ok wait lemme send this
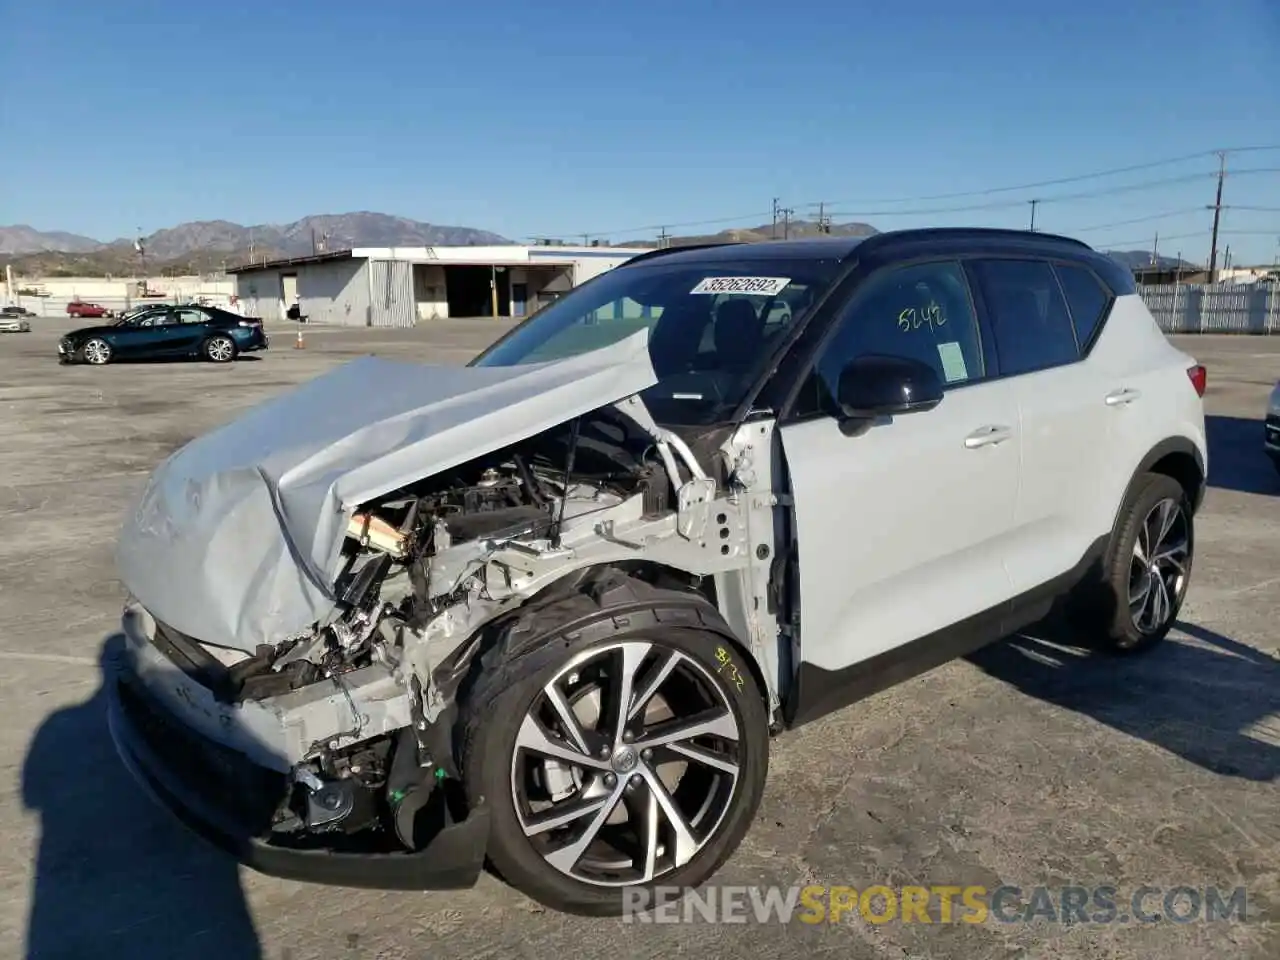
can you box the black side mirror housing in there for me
[835,354,944,423]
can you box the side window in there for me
[970,259,1078,376]
[1053,263,1111,349]
[175,308,209,325]
[794,261,984,419]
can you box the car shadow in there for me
[22,635,262,959]
[111,355,263,364]
[1205,414,1278,496]
[966,618,1279,782]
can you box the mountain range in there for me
[0,212,510,275]
[2,212,1198,276]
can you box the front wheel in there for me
[83,338,112,365]
[459,592,769,915]
[203,335,237,363]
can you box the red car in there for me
[67,300,111,319]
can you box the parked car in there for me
[0,305,35,332]
[1266,380,1280,476]
[108,228,1207,916]
[66,300,112,319]
[58,304,268,364]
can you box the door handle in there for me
[1105,388,1142,406]
[964,425,1013,449]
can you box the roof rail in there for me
[617,241,740,266]
[873,227,1091,250]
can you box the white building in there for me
[227,244,650,326]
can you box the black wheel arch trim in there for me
[472,570,773,718]
[1122,436,1207,520]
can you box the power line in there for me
[561,152,1280,241]
[1071,209,1207,233]
[800,145,1280,207]
[823,172,1215,219]
[1088,228,1267,248]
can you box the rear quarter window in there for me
[1053,263,1112,350]
[970,258,1079,377]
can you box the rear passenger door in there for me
[967,258,1112,595]
[170,307,214,353]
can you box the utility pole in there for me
[1208,150,1226,283]
[656,226,670,249]
[1172,249,1183,324]
[311,228,317,256]
[771,197,781,239]
[1028,200,1039,232]
[781,207,795,240]
[812,202,832,234]
[1151,231,1159,265]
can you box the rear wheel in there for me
[1070,473,1193,652]
[83,338,112,365]
[459,580,769,915]
[204,335,237,362]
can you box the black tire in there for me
[457,573,769,916]
[203,334,238,363]
[1069,473,1193,653]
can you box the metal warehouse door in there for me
[368,260,415,327]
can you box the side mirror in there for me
[835,354,944,423]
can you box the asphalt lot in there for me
[0,319,1276,960]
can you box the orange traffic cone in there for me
[294,325,305,349]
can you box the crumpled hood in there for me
[116,329,658,652]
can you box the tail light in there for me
[1187,364,1207,397]
[238,320,262,328]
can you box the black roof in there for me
[621,228,1093,268]
[618,227,1137,296]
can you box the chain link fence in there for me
[1140,283,1280,334]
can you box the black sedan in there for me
[58,305,269,365]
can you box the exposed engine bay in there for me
[131,403,762,853]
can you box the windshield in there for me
[472,257,842,424]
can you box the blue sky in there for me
[3,0,1279,263]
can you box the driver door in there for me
[111,312,165,358]
[777,259,1022,697]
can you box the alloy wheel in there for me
[509,640,742,887]
[1128,497,1190,633]
[83,339,111,364]
[207,337,234,362]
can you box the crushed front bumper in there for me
[107,632,491,891]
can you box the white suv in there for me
[109,228,1207,916]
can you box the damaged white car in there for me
[109,229,1207,915]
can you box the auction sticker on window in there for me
[690,276,791,296]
